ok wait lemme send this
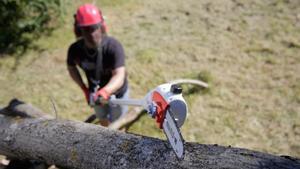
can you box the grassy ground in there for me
[0,0,299,159]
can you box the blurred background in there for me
[0,0,299,158]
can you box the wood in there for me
[0,99,300,169]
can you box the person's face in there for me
[81,24,102,48]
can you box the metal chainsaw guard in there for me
[169,100,187,128]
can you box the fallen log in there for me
[0,99,299,169]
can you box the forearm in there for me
[103,67,125,95]
[67,66,86,89]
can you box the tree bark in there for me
[0,99,299,169]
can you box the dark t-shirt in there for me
[67,36,128,97]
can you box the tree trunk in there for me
[0,99,299,169]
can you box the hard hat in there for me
[76,4,104,27]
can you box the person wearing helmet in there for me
[67,4,129,127]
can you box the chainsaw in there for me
[105,83,188,159]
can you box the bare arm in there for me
[67,65,87,89]
[102,66,126,95]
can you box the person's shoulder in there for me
[103,36,122,46]
[104,35,118,42]
[69,38,84,50]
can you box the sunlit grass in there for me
[0,0,299,159]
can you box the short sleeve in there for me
[109,38,125,69]
[67,43,77,66]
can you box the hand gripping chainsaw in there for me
[108,83,188,159]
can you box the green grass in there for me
[0,0,300,159]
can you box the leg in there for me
[94,88,130,126]
[99,118,110,127]
[108,88,130,122]
[94,104,110,126]
[84,114,97,123]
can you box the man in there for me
[67,4,129,126]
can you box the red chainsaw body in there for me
[152,91,169,129]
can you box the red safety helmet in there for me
[74,4,107,37]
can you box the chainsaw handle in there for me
[89,93,108,106]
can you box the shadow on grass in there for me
[0,40,48,71]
